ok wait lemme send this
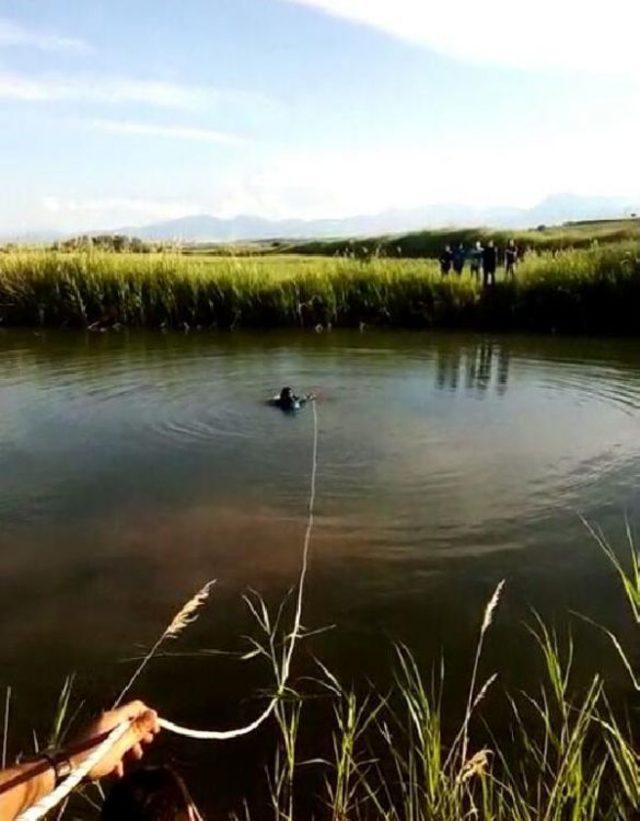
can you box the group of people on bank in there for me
[439,239,521,285]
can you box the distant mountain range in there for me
[113,195,639,242]
[3,194,638,244]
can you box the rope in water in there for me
[18,400,319,820]
[158,398,318,740]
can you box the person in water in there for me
[272,386,312,411]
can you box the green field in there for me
[277,217,640,258]
[0,241,638,333]
[52,216,639,260]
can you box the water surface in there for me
[1,329,639,814]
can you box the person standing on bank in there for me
[452,243,466,276]
[482,240,498,287]
[469,241,483,281]
[439,245,453,276]
[505,239,518,278]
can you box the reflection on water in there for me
[1,329,640,814]
[436,341,511,395]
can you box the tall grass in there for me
[206,526,640,819]
[251,566,638,820]
[0,243,638,333]
[4,536,640,819]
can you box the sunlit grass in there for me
[0,242,638,333]
[284,218,640,258]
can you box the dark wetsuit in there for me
[272,388,308,411]
[277,395,301,411]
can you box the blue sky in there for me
[0,0,638,232]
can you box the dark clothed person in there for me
[470,242,483,280]
[482,242,498,287]
[505,241,518,278]
[275,386,302,411]
[452,244,466,275]
[270,386,314,412]
[439,247,453,276]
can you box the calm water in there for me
[1,328,640,815]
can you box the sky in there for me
[0,0,639,233]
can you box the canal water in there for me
[1,329,639,815]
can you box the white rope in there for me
[18,401,319,818]
[17,722,130,821]
[161,398,318,740]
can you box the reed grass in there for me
[4,530,640,818]
[230,526,640,820]
[229,559,639,820]
[114,579,216,708]
[0,242,638,333]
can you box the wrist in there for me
[41,749,74,787]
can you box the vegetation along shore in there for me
[280,216,640,258]
[0,240,638,335]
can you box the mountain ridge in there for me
[113,194,640,242]
[2,194,638,244]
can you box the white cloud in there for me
[214,127,640,220]
[41,196,204,228]
[0,17,91,53]
[285,0,640,76]
[0,71,216,109]
[90,118,247,146]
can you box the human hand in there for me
[68,700,160,780]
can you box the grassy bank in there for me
[282,218,640,258]
[0,243,638,334]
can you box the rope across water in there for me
[18,400,319,820]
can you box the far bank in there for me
[0,243,638,335]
